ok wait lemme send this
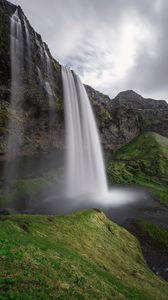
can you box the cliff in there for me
[0,0,168,161]
[87,87,168,152]
[0,0,64,158]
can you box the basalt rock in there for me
[86,87,168,152]
[0,0,64,159]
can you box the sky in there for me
[12,0,168,100]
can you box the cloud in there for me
[11,0,168,100]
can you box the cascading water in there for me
[1,8,141,211]
[61,66,108,199]
[36,40,55,107]
[61,67,143,207]
[44,45,55,106]
[37,66,43,85]
[3,9,24,184]
[23,17,32,75]
[43,45,56,143]
[34,39,56,144]
[7,9,24,158]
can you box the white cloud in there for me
[11,0,168,100]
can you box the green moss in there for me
[107,161,134,184]
[0,174,56,207]
[136,221,168,250]
[92,100,112,123]
[55,97,64,112]
[100,107,112,122]
[14,177,49,196]
[107,132,168,206]
[0,209,168,299]
[0,127,8,136]
[0,169,62,207]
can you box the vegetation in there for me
[107,132,168,206]
[0,127,8,136]
[136,220,168,250]
[100,106,112,122]
[0,209,168,299]
[55,97,64,112]
[0,171,60,208]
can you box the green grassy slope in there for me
[107,132,168,206]
[0,209,168,300]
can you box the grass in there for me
[0,177,49,207]
[136,221,168,250]
[0,170,60,208]
[0,209,168,299]
[107,132,168,206]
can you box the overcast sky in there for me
[12,0,168,100]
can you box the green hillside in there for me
[0,209,168,299]
[107,132,168,206]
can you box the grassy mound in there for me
[107,132,168,206]
[0,209,168,299]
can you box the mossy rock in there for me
[136,220,168,250]
[0,127,8,136]
[100,106,112,122]
[55,96,64,112]
[107,132,168,206]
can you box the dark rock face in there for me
[113,90,167,109]
[0,0,168,161]
[0,0,64,157]
[86,87,168,152]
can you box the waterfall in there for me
[3,9,24,184]
[37,66,43,85]
[7,9,24,158]
[35,40,55,107]
[35,40,56,142]
[23,17,32,75]
[43,45,56,144]
[62,66,108,199]
[44,45,55,107]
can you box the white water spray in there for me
[3,9,24,185]
[37,66,43,85]
[44,45,55,107]
[62,66,108,199]
[7,9,24,157]
[23,17,32,75]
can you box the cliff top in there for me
[113,90,168,109]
